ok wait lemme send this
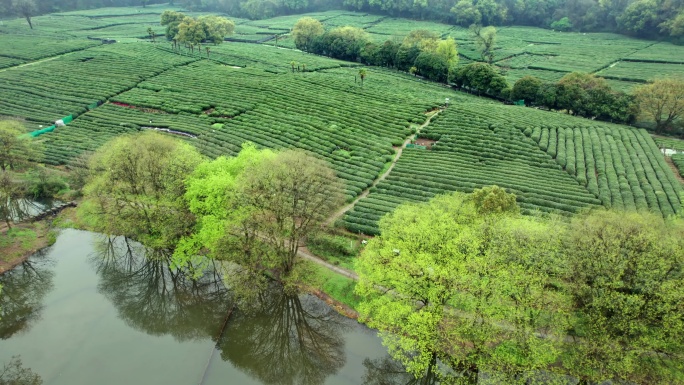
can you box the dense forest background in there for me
[1,0,683,41]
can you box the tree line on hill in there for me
[180,0,684,41]
[2,0,683,41]
[293,18,684,131]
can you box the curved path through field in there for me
[323,108,442,227]
[300,109,443,281]
[0,48,91,73]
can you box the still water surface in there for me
[0,229,408,385]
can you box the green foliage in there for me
[561,210,684,384]
[178,143,344,298]
[81,131,204,250]
[470,24,497,64]
[307,232,359,270]
[292,17,324,51]
[0,356,42,385]
[550,16,573,31]
[173,14,235,46]
[21,166,68,198]
[511,76,542,105]
[456,63,509,96]
[617,0,659,36]
[0,120,40,171]
[356,190,566,381]
[471,185,520,215]
[311,26,369,61]
[634,78,684,133]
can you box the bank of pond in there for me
[0,229,419,385]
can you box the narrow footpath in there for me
[324,108,442,227]
[304,108,443,280]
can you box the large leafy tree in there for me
[356,188,566,382]
[633,78,684,133]
[0,120,40,172]
[617,0,659,36]
[81,132,204,250]
[561,210,684,384]
[292,17,324,51]
[12,0,35,29]
[160,10,188,41]
[470,24,497,63]
[455,63,509,96]
[198,15,235,44]
[555,72,620,119]
[511,76,542,105]
[435,36,458,80]
[177,144,344,298]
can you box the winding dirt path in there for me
[324,109,442,227]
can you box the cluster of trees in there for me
[511,72,639,123]
[294,19,461,83]
[512,74,684,128]
[3,0,683,41]
[79,133,344,300]
[357,186,684,384]
[295,16,683,128]
[181,0,683,41]
[160,11,234,50]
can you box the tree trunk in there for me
[25,16,33,29]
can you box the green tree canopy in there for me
[511,76,543,105]
[81,132,204,250]
[633,78,684,133]
[160,10,188,41]
[292,17,324,51]
[12,0,35,29]
[176,144,344,299]
[198,15,235,44]
[0,120,40,172]
[455,62,509,96]
[356,189,566,382]
[470,24,497,63]
[561,210,684,384]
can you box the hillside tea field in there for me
[36,53,454,201]
[1,5,683,233]
[344,105,684,234]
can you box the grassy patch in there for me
[307,232,360,271]
[0,222,51,273]
[311,263,361,310]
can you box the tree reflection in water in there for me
[90,236,232,342]
[0,356,42,385]
[0,250,54,340]
[217,289,349,385]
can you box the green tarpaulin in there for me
[29,125,55,137]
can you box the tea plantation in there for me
[1,5,683,233]
[344,104,684,234]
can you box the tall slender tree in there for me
[12,0,36,29]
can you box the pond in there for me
[0,229,414,385]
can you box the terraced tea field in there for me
[0,44,196,123]
[1,6,683,233]
[344,104,684,234]
[34,50,453,201]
